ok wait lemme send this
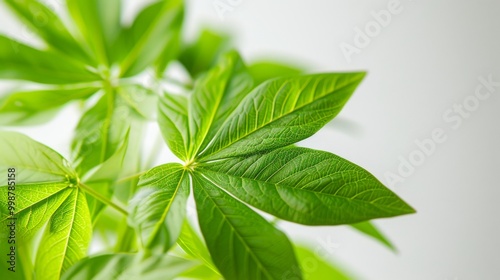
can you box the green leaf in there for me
[199,147,415,225]
[0,132,92,278]
[128,163,190,253]
[177,221,219,274]
[0,131,76,185]
[71,90,130,176]
[179,264,221,280]
[111,120,149,204]
[119,0,184,77]
[0,183,73,238]
[158,92,190,160]
[350,221,395,251]
[0,36,98,84]
[192,173,302,280]
[0,86,99,125]
[117,85,158,120]
[83,132,129,185]
[248,61,303,85]
[61,253,196,280]
[83,133,130,219]
[4,0,90,63]
[196,72,366,161]
[294,245,352,280]
[179,29,231,78]
[65,0,122,65]
[35,189,92,280]
[158,51,253,160]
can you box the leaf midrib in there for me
[0,183,70,222]
[199,168,412,214]
[196,173,275,280]
[189,69,233,158]
[120,1,178,76]
[2,136,71,176]
[197,77,359,161]
[146,169,186,247]
[56,189,80,277]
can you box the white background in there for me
[1,0,500,279]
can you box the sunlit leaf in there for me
[128,163,189,253]
[197,72,366,161]
[35,189,92,280]
[199,147,415,225]
[179,29,230,78]
[158,51,253,160]
[192,173,302,280]
[0,132,92,279]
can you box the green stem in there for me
[101,79,115,163]
[115,124,144,252]
[79,183,128,216]
[117,171,148,184]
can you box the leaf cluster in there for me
[0,1,414,279]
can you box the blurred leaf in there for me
[62,253,196,280]
[84,132,129,185]
[0,236,33,280]
[117,85,158,120]
[83,133,130,219]
[119,0,184,77]
[0,35,98,84]
[4,0,90,62]
[294,245,352,280]
[61,254,196,280]
[65,0,122,65]
[351,221,396,251]
[179,264,221,280]
[179,29,230,78]
[71,90,130,176]
[248,61,303,85]
[0,86,99,125]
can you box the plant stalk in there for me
[79,183,128,216]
